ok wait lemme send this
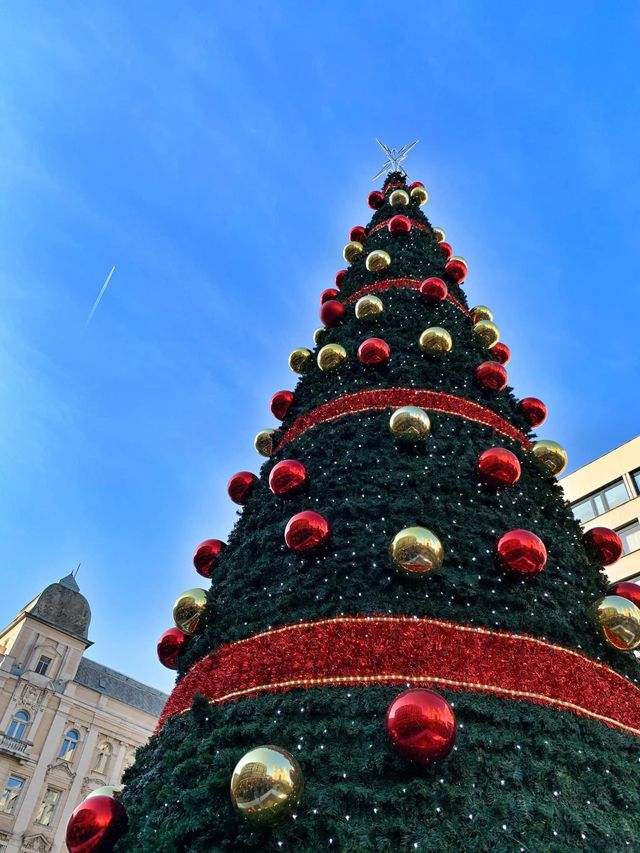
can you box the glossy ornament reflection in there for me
[444,256,467,284]
[358,337,391,366]
[355,295,384,322]
[193,538,225,578]
[432,227,446,242]
[607,581,640,609]
[419,327,452,355]
[366,250,391,272]
[335,269,348,289]
[476,448,521,489]
[313,327,325,345]
[470,305,493,323]
[439,241,453,260]
[472,320,500,349]
[269,459,309,498]
[317,343,347,372]
[320,299,345,328]
[343,241,364,264]
[589,595,640,651]
[583,527,623,566]
[389,189,410,207]
[349,225,367,243]
[495,529,547,577]
[368,190,385,209]
[288,348,312,374]
[390,526,444,577]
[386,688,456,765]
[389,406,431,443]
[388,214,412,234]
[531,440,568,476]
[517,397,547,428]
[173,588,207,635]
[227,471,258,505]
[270,390,294,421]
[475,361,508,391]
[254,429,277,458]
[490,342,511,365]
[230,745,304,828]
[66,795,128,853]
[285,511,330,552]
[320,288,339,305]
[419,277,448,304]
[410,185,429,205]
[157,627,187,670]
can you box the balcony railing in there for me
[0,732,32,760]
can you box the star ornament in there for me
[372,138,419,180]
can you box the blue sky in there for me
[1,2,639,693]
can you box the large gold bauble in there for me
[355,295,384,321]
[410,185,429,205]
[254,429,276,457]
[470,305,493,323]
[531,440,568,476]
[173,588,207,635]
[366,250,391,272]
[389,189,410,207]
[313,327,325,345]
[230,745,304,827]
[419,326,453,355]
[389,407,431,443]
[343,241,364,264]
[317,343,347,372]
[589,595,640,651]
[472,320,500,349]
[288,348,312,374]
[390,526,444,577]
[432,227,446,243]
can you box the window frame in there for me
[93,741,113,774]
[35,786,62,827]
[615,519,640,556]
[58,729,80,763]
[34,655,52,676]
[571,477,631,523]
[7,709,30,741]
[0,774,26,815]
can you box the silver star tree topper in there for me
[372,138,419,180]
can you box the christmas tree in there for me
[68,144,640,852]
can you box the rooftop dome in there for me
[22,573,91,640]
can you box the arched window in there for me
[59,729,79,762]
[7,710,30,741]
[93,741,112,774]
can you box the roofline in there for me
[3,610,93,648]
[78,657,168,701]
[560,434,640,480]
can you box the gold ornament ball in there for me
[410,185,429,205]
[389,189,410,207]
[470,305,493,323]
[473,320,500,349]
[355,295,384,322]
[419,327,453,355]
[343,241,364,264]
[313,327,325,345]
[254,429,276,457]
[531,440,568,476]
[173,588,207,635]
[317,343,347,372]
[289,348,312,374]
[230,745,304,827]
[366,250,391,272]
[589,595,640,651]
[390,526,444,577]
[389,407,431,443]
[432,227,446,243]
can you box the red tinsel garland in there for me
[368,218,431,236]
[275,388,530,451]
[157,615,640,737]
[344,278,470,317]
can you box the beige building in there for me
[0,574,167,853]
[561,435,640,584]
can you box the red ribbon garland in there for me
[275,388,530,452]
[157,615,640,737]
[343,278,470,317]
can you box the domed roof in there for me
[23,573,91,639]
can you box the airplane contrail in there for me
[85,265,116,327]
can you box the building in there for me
[0,574,167,853]
[561,435,640,584]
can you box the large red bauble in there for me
[475,361,508,391]
[320,300,345,328]
[358,337,391,366]
[157,627,187,669]
[227,471,258,505]
[420,277,448,304]
[517,397,548,428]
[320,288,339,305]
[445,257,467,284]
[490,342,511,365]
[439,241,453,260]
[496,529,547,577]
[270,390,294,421]
[368,190,385,209]
[607,581,640,608]
[584,527,623,566]
[385,688,456,765]
[193,538,225,578]
[269,459,309,497]
[388,215,412,235]
[335,269,348,289]
[66,795,128,853]
[284,511,330,552]
[408,181,425,190]
[349,225,367,243]
[476,448,521,489]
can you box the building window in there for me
[93,742,112,774]
[0,775,25,814]
[35,787,61,827]
[58,729,79,762]
[631,469,640,495]
[7,710,30,741]
[617,521,640,556]
[571,478,630,523]
[35,656,52,676]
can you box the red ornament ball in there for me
[157,627,187,670]
[386,688,456,765]
[269,459,309,498]
[445,256,467,284]
[584,527,623,566]
[388,214,412,235]
[66,795,128,853]
[517,397,548,428]
[320,299,345,328]
[490,342,511,365]
[368,190,385,209]
[284,511,330,552]
[420,277,448,304]
[476,448,521,489]
[496,529,547,577]
[227,471,258,505]
[358,337,391,366]
[475,361,508,391]
[349,225,367,243]
[408,181,425,190]
[270,390,294,421]
[607,581,640,608]
[193,538,225,578]
[439,241,453,260]
[335,269,348,289]
[320,288,339,305]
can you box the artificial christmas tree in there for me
[99,151,640,851]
